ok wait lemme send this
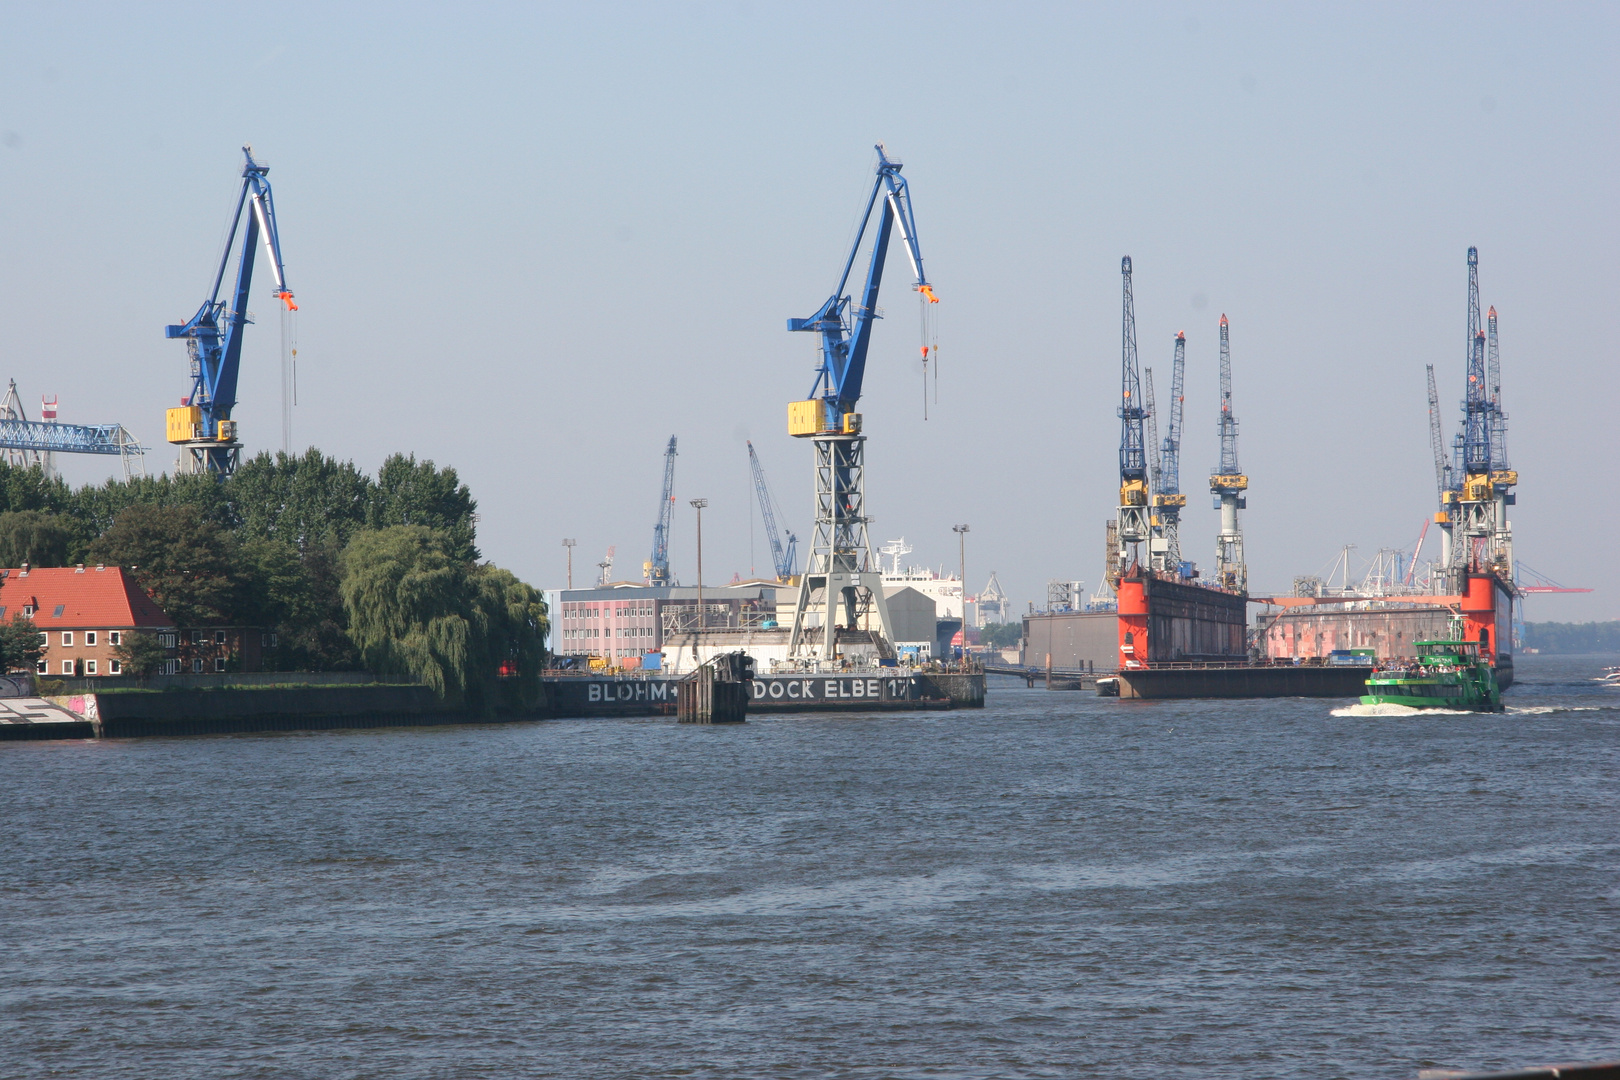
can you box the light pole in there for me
[562,538,576,590]
[953,523,970,664]
[690,500,708,635]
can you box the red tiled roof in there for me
[0,566,175,630]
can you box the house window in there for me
[109,631,122,646]
[37,632,46,646]
[85,660,96,675]
[162,660,180,676]
[85,631,97,646]
[36,660,46,674]
[53,604,64,617]
[109,659,122,675]
[192,658,204,673]
[214,657,226,672]
[61,632,72,647]
[22,605,33,617]
[190,630,203,645]
[215,630,227,645]
[61,660,73,675]
[158,633,175,648]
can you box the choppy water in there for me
[3,655,1618,1079]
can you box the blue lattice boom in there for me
[0,419,145,456]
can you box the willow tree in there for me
[339,525,547,710]
[340,526,472,700]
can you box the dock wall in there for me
[1116,665,1369,699]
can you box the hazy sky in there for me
[1,3,1615,620]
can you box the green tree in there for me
[229,449,374,551]
[113,630,169,681]
[0,510,85,568]
[466,564,549,709]
[87,504,240,626]
[369,454,479,560]
[0,614,43,673]
[0,461,72,516]
[341,526,472,699]
[979,622,1024,650]
[69,472,235,538]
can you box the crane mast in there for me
[1210,314,1247,592]
[747,440,798,581]
[644,436,677,584]
[1114,257,1150,585]
[165,147,295,476]
[1151,331,1188,574]
[785,146,935,664]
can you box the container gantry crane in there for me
[1152,332,1188,575]
[785,145,936,663]
[747,440,798,582]
[644,436,677,584]
[1114,257,1150,586]
[1209,314,1247,592]
[165,147,295,476]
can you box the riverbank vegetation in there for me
[0,451,547,701]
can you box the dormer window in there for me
[22,605,34,617]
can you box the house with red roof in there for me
[0,564,176,677]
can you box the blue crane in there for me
[1209,314,1248,592]
[784,145,935,661]
[747,440,798,581]
[1151,331,1188,573]
[644,436,677,584]
[787,144,936,435]
[1113,257,1151,579]
[165,146,295,476]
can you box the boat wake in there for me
[1330,703,1477,717]
[1507,705,1606,715]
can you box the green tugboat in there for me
[1360,635,1503,712]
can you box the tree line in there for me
[1521,621,1620,655]
[0,450,547,709]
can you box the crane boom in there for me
[164,147,294,476]
[1425,363,1450,502]
[645,436,677,584]
[1209,314,1247,592]
[1143,367,1161,498]
[1486,305,1508,469]
[1163,332,1185,498]
[747,440,798,581]
[787,144,936,434]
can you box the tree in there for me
[87,504,240,626]
[341,526,472,699]
[230,449,374,551]
[113,630,169,682]
[0,614,43,673]
[0,510,84,568]
[980,622,1024,650]
[369,454,479,560]
[0,461,72,516]
[466,564,549,709]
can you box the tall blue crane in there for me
[644,435,677,584]
[747,440,798,581]
[165,146,295,476]
[1151,331,1188,573]
[785,145,936,662]
[1113,257,1150,583]
[1210,314,1248,592]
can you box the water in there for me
[3,655,1618,1079]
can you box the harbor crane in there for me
[165,147,295,476]
[1153,332,1188,574]
[1425,363,1456,572]
[747,440,798,581]
[1448,248,1515,584]
[1210,314,1247,592]
[644,436,677,584]
[785,145,936,663]
[1114,257,1150,586]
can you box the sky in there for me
[0,3,1616,621]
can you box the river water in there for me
[3,655,1618,1079]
